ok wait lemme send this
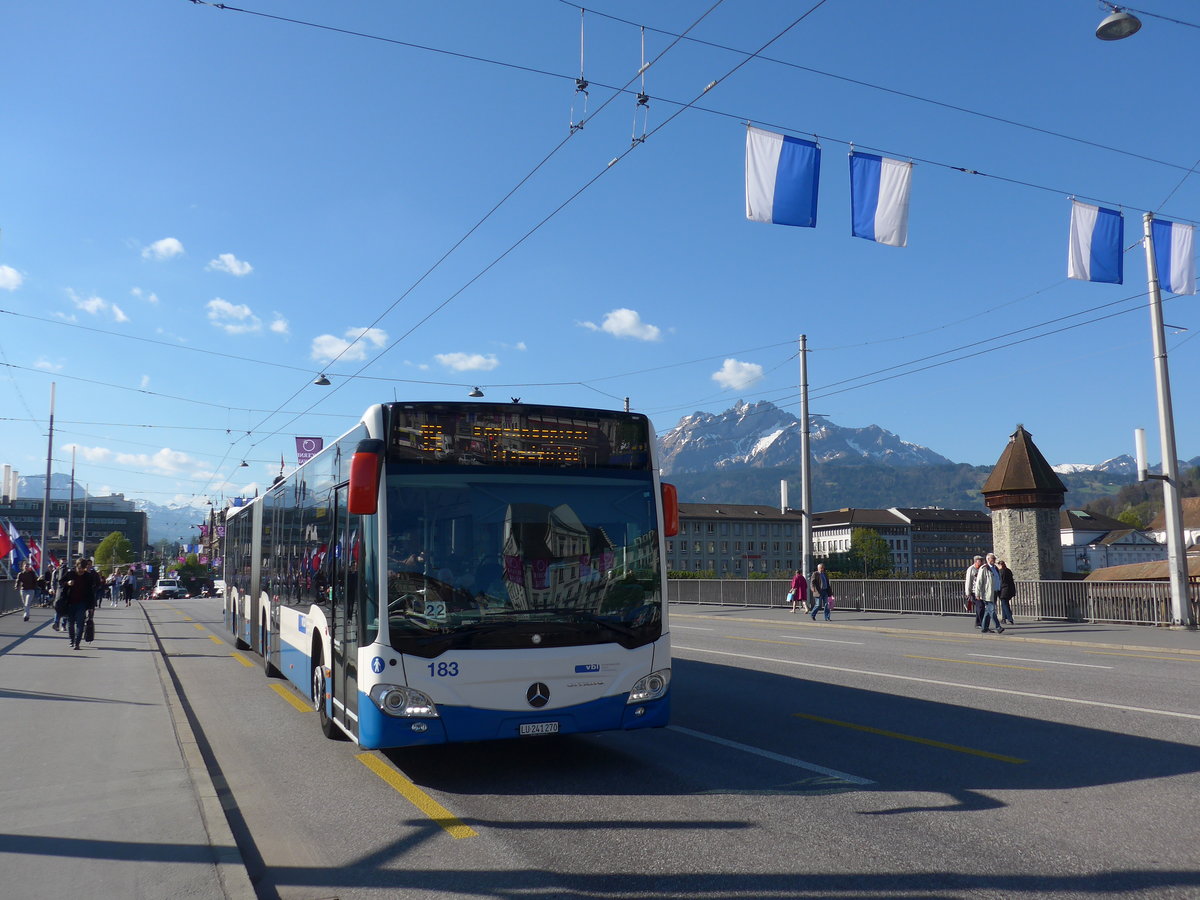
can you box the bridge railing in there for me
[667,577,1178,625]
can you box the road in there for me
[146,599,1200,899]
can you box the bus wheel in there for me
[312,663,344,740]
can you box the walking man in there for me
[975,552,1006,634]
[58,557,101,650]
[809,563,833,621]
[16,561,39,622]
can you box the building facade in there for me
[670,503,992,578]
[0,494,148,569]
[1060,508,1167,575]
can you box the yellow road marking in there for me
[271,683,313,712]
[193,623,205,631]
[905,655,1042,670]
[230,651,255,668]
[1082,650,1200,664]
[356,753,478,839]
[183,616,193,621]
[208,635,223,644]
[794,712,1027,764]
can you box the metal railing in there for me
[668,577,1182,625]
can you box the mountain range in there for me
[655,402,1197,512]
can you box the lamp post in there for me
[1140,213,1194,627]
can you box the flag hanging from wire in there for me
[1068,200,1124,284]
[849,152,913,247]
[1151,218,1196,295]
[745,126,820,228]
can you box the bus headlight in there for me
[627,668,670,704]
[369,684,440,718]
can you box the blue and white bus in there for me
[223,401,677,749]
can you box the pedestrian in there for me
[122,571,134,606]
[787,566,806,619]
[107,571,120,608]
[997,560,1016,625]
[50,562,68,631]
[57,557,101,650]
[808,563,833,621]
[964,555,985,627]
[16,561,39,622]
[974,552,1005,634]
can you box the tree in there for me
[851,527,894,578]
[93,531,133,575]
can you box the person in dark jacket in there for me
[997,560,1017,625]
[809,564,833,622]
[57,557,101,650]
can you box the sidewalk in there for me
[0,601,255,900]
[672,602,1200,655]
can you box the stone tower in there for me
[981,425,1066,581]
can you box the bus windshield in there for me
[383,469,662,657]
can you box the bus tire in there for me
[312,661,344,740]
[262,616,281,678]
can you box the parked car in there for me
[152,578,188,599]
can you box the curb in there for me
[148,616,257,900]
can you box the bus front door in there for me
[330,486,360,737]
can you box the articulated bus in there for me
[223,401,678,749]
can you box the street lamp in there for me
[1096,6,1142,40]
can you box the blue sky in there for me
[3,0,1198,508]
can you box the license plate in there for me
[519,722,559,736]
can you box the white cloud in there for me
[139,374,151,389]
[131,287,159,304]
[207,253,253,276]
[206,298,262,334]
[0,264,23,291]
[68,289,128,323]
[113,447,198,475]
[34,357,63,372]
[310,327,388,363]
[711,358,764,391]
[63,444,113,464]
[435,352,500,372]
[142,237,185,260]
[580,308,662,341]
[269,314,289,335]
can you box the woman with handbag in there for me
[788,569,808,613]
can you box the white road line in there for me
[667,725,874,785]
[970,653,1113,669]
[771,636,865,646]
[674,645,1200,721]
[673,625,716,631]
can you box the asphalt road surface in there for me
[146,600,1200,900]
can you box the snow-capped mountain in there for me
[1052,455,1139,477]
[656,400,953,475]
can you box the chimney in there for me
[780,479,788,514]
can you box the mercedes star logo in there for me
[526,682,550,708]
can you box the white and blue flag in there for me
[1068,200,1124,284]
[745,126,820,228]
[1151,217,1196,295]
[849,152,912,247]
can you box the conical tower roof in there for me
[981,425,1066,510]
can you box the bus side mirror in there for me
[661,482,678,537]
[348,439,385,515]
